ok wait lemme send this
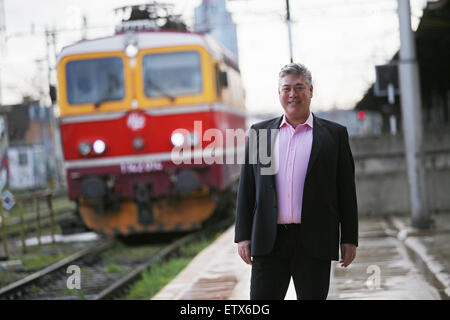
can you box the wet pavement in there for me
[153,213,450,300]
[389,213,450,299]
[328,215,446,299]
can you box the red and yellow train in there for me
[56,26,246,236]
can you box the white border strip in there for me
[60,111,127,124]
[60,104,247,124]
[143,104,210,116]
[64,146,245,170]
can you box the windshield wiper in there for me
[147,77,175,102]
[94,99,106,109]
[94,97,114,109]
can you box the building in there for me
[5,101,60,190]
[194,0,239,64]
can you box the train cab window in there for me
[65,57,125,105]
[142,51,202,99]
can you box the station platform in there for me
[152,214,450,300]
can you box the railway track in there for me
[0,217,233,300]
[0,239,115,299]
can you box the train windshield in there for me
[65,57,125,105]
[142,51,202,99]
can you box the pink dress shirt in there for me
[274,113,313,224]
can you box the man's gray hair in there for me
[278,63,312,87]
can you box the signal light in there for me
[357,110,366,120]
[78,142,91,156]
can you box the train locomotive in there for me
[55,5,246,236]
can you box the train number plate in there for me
[120,161,163,174]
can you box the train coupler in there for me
[135,183,154,226]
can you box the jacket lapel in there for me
[266,116,282,190]
[265,116,283,154]
[306,114,325,176]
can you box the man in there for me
[234,63,358,300]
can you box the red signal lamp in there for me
[357,110,366,120]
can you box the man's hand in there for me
[340,243,356,268]
[238,240,252,265]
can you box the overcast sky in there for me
[0,0,428,114]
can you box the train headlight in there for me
[78,142,91,156]
[125,44,138,58]
[93,139,106,154]
[171,132,185,147]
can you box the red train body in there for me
[56,30,246,235]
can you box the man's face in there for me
[278,74,313,121]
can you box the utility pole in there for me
[45,27,65,189]
[285,0,293,63]
[397,0,430,229]
[228,0,293,62]
[0,0,5,55]
[45,27,53,95]
[0,0,6,105]
[81,15,88,40]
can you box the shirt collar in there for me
[280,112,314,129]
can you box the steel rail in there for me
[94,217,234,300]
[0,239,115,299]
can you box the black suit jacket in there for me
[234,114,358,261]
